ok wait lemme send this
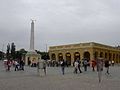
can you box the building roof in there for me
[49,42,119,51]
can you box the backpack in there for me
[84,60,88,65]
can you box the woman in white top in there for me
[74,61,79,74]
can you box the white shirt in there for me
[74,61,78,68]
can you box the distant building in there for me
[49,42,120,65]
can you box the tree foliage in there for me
[36,50,49,60]
[15,48,27,60]
[5,42,49,61]
[0,51,4,60]
[6,43,10,59]
[11,42,16,59]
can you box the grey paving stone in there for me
[0,61,120,90]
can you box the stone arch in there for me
[66,53,71,65]
[109,53,112,61]
[27,57,30,65]
[105,52,108,59]
[100,52,103,58]
[116,54,119,63]
[119,55,120,63]
[74,52,80,61]
[84,51,90,61]
[113,53,115,60]
[51,53,56,60]
[94,51,98,59]
[58,53,63,61]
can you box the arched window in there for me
[74,52,80,61]
[116,54,118,63]
[109,53,112,60]
[84,52,90,61]
[94,51,98,59]
[58,53,63,61]
[66,53,71,65]
[51,53,56,60]
[113,54,115,60]
[100,52,103,58]
[105,53,107,59]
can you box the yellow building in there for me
[49,42,120,65]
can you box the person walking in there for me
[74,60,78,74]
[83,59,88,71]
[91,60,96,71]
[43,61,47,75]
[111,60,114,66]
[20,60,25,71]
[6,60,11,71]
[96,58,104,83]
[14,60,19,71]
[105,60,110,74]
[77,59,82,73]
[60,59,65,75]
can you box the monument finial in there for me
[31,19,36,23]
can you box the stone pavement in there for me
[0,61,120,90]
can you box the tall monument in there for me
[25,20,41,66]
[30,20,35,52]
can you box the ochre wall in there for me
[49,42,120,65]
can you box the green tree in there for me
[36,50,49,60]
[15,48,27,61]
[6,43,10,59]
[11,42,16,59]
[0,51,4,60]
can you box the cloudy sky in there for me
[0,0,120,52]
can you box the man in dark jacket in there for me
[20,60,25,71]
[105,60,110,74]
[60,59,65,75]
[77,58,82,73]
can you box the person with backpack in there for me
[76,58,82,73]
[14,60,19,71]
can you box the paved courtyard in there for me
[0,61,120,90]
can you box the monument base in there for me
[25,50,41,66]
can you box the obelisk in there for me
[30,20,35,52]
[25,20,41,65]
